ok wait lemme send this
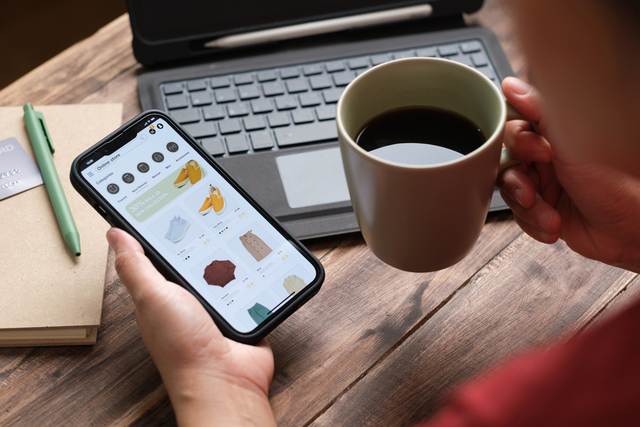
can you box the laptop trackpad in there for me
[275,147,351,209]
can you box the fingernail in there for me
[538,211,554,231]
[508,78,531,96]
[513,188,524,205]
[106,228,119,249]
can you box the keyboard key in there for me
[163,82,184,95]
[322,88,343,104]
[460,41,482,54]
[291,109,315,124]
[262,81,285,97]
[238,86,261,100]
[243,115,267,131]
[202,105,226,120]
[438,44,459,57]
[267,112,290,127]
[274,120,338,147]
[471,52,489,67]
[166,94,189,109]
[257,70,277,82]
[201,137,225,156]
[332,71,355,87]
[187,79,207,91]
[225,134,249,153]
[286,78,308,93]
[184,121,217,138]
[171,108,200,124]
[280,66,299,79]
[275,95,298,110]
[299,92,322,107]
[251,99,274,114]
[234,73,254,85]
[190,92,213,106]
[215,88,237,103]
[210,76,231,88]
[370,54,390,65]
[348,57,369,69]
[219,119,242,134]
[316,105,336,121]
[416,47,437,57]
[325,60,345,73]
[226,102,250,117]
[476,65,497,81]
[392,50,414,59]
[249,131,275,150]
[309,75,332,90]
[451,55,472,67]
[303,64,322,76]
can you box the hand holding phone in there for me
[71,111,324,343]
[107,227,278,425]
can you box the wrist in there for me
[167,369,276,427]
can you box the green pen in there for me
[23,104,81,256]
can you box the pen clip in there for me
[34,110,55,154]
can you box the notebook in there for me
[0,104,122,346]
[131,0,513,240]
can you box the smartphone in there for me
[70,110,324,344]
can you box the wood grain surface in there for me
[0,2,638,426]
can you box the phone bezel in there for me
[70,110,325,344]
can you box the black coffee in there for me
[355,106,486,165]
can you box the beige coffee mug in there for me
[337,57,519,272]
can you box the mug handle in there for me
[499,101,543,172]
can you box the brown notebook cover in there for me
[0,104,122,346]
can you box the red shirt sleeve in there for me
[420,297,640,427]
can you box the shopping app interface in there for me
[82,118,318,333]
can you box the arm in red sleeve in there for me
[421,298,640,427]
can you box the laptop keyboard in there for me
[160,39,499,158]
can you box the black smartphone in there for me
[70,110,324,344]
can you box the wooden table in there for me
[1,2,638,425]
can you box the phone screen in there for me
[77,115,320,334]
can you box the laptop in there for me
[130,0,513,240]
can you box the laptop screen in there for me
[128,0,479,43]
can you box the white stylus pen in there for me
[204,4,434,49]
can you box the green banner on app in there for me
[126,160,205,222]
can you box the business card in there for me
[0,137,44,201]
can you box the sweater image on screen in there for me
[283,275,306,295]
[203,259,236,287]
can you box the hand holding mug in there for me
[499,77,640,274]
